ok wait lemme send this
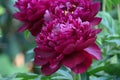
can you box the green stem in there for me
[71,72,76,80]
[102,0,106,12]
[118,4,120,21]
[78,74,81,80]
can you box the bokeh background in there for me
[0,0,36,78]
[0,0,120,80]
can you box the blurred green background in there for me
[0,0,35,78]
[0,0,120,80]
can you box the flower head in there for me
[14,0,52,36]
[34,15,101,75]
[50,0,101,23]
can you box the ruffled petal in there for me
[71,52,92,73]
[90,2,100,18]
[29,20,43,36]
[84,43,101,60]
[55,39,74,53]
[41,63,60,76]
[62,51,85,68]
[17,23,28,32]
[90,17,102,26]
[76,38,96,51]
[34,47,54,58]
[63,43,75,54]
[34,56,48,66]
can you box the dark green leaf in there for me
[16,73,38,80]
[104,63,120,77]
[24,30,30,39]
[81,72,89,80]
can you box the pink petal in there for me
[71,53,92,73]
[17,23,28,32]
[28,10,44,21]
[29,20,43,36]
[90,17,102,26]
[76,38,96,51]
[34,55,48,66]
[63,43,75,54]
[14,12,27,21]
[90,2,100,18]
[55,39,74,53]
[62,51,85,68]
[84,43,101,60]
[93,28,102,34]
[41,63,60,76]
[34,47,54,58]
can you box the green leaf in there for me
[51,76,70,80]
[88,66,105,75]
[40,75,52,80]
[97,12,115,34]
[16,73,38,80]
[114,20,120,35]
[0,5,5,15]
[54,69,73,80]
[104,63,120,77]
[24,30,30,39]
[81,72,89,80]
[106,0,120,11]
[90,76,113,80]
[106,39,120,46]
[26,49,34,62]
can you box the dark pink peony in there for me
[51,0,101,20]
[34,15,101,75]
[14,0,52,36]
[14,0,101,36]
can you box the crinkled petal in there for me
[90,17,102,26]
[76,38,96,51]
[34,47,54,58]
[29,20,43,36]
[90,2,100,18]
[62,51,85,68]
[55,39,74,53]
[28,10,45,21]
[41,63,60,76]
[84,43,101,60]
[34,56,48,66]
[14,12,27,21]
[93,28,102,34]
[18,23,28,32]
[63,43,75,54]
[71,52,92,73]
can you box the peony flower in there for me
[34,15,101,75]
[50,0,101,25]
[14,0,101,36]
[14,0,52,36]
